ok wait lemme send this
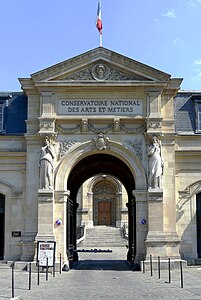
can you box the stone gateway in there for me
[0,47,201,268]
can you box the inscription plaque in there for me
[57,99,142,116]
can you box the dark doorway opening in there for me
[0,194,5,260]
[196,193,201,258]
[67,153,136,268]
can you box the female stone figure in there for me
[147,136,163,189]
[39,137,55,189]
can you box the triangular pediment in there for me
[31,47,171,83]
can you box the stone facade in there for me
[0,47,201,267]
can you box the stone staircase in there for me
[78,226,128,248]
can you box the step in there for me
[78,226,127,248]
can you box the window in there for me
[198,104,201,132]
[0,104,3,132]
[193,96,201,133]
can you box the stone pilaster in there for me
[86,192,94,227]
[132,190,148,262]
[145,189,167,258]
[116,192,122,227]
[21,136,39,261]
[54,190,70,265]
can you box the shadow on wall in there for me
[176,189,199,261]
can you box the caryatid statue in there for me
[39,136,55,189]
[147,136,163,189]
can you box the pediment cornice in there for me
[30,47,171,83]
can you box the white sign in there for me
[37,241,56,267]
[57,99,142,116]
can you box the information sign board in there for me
[37,241,56,267]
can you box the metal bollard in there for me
[29,262,32,290]
[168,258,171,283]
[180,260,184,288]
[158,256,161,279]
[142,259,145,273]
[37,261,40,286]
[150,255,153,276]
[11,262,15,299]
[46,258,49,281]
[53,258,56,277]
[60,253,62,274]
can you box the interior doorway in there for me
[93,180,116,226]
[0,194,5,260]
[98,201,111,225]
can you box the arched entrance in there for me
[67,153,136,267]
[93,181,116,226]
[0,194,5,260]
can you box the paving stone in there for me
[0,249,201,300]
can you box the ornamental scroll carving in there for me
[58,140,78,157]
[123,138,143,161]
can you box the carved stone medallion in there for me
[92,133,110,150]
[92,64,110,81]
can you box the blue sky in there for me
[0,0,201,91]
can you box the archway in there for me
[0,194,5,260]
[67,153,136,267]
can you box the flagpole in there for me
[100,33,102,47]
[100,0,102,47]
[96,0,103,47]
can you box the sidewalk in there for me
[0,249,201,300]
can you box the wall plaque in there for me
[57,99,142,116]
[12,231,21,237]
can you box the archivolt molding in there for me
[87,174,122,194]
[179,181,201,200]
[0,180,15,195]
[54,139,147,191]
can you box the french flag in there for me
[96,0,102,34]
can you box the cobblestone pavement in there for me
[0,248,201,300]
